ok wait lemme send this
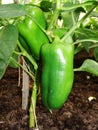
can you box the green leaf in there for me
[61,4,84,29]
[0,4,27,19]
[74,59,98,76]
[53,28,67,38]
[75,28,98,51]
[94,47,98,61]
[62,11,74,29]
[8,47,19,68]
[0,24,18,80]
[61,1,97,11]
[82,0,96,2]
[8,54,19,68]
[74,43,84,54]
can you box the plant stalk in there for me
[29,70,38,128]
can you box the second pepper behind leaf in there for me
[17,5,49,60]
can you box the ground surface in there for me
[0,51,98,130]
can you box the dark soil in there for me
[0,51,98,130]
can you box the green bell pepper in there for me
[17,5,49,60]
[40,37,74,109]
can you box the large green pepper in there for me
[40,38,74,109]
[17,5,49,60]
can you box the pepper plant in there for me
[0,0,98,129]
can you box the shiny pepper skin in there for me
[17,5,49,60]
[40,39,74,109]
[24,5,47,29]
